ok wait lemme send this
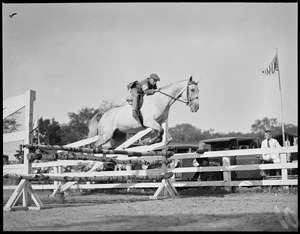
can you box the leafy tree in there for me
[168,123,203,143]
[251,117,280,134]
[97,100,121,118]
[3,111,22,133]
[284,123,298,136]
[168,124,239,143]
[38,117,62,145]
[250,117,298,142]
[63,107,98,143]
[60,101,120,145]
[167,118,297,144]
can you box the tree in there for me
[250,117,298,142]
[38,117,62,145]
[251,117,280,134]
[168,123,203,143]
[3,111,22,133]
[60,101,120,145]
[284,123,298,136]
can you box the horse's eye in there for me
[190,88,195,92]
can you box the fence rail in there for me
[3,145,297,191]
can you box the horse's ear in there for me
[189,76,193,82]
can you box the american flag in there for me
[262,54,279,76]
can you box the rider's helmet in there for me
[149,73,160,81]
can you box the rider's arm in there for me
[142,82,160,95]
[142,83,155,95]
[144,89,156,95]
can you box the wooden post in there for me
[126,163,133,193]
[53,166,59,188]
[149,157,179,199]
[222,156,232,192]
[169,160,176,183]
[4,90,44,211]
[23,90,36,175]
[280,152,289,190]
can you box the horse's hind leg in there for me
[94,131,113,149]
[94,136,108,149]
[110,130,127,148]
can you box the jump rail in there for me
[3,147,179,211]
[4,146,297,192]
[23,144,174,157]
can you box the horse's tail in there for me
[88,111,100,138]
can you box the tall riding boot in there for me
[132,109,144,127]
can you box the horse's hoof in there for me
[153,138,162,144]
[147,137,162,145]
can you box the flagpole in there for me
[37,115,40,145]
[276,49,286,146]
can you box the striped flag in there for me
[262,54,279,76]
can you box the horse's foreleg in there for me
[144,120,164,145]
[151,128,164,144]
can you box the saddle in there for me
[127,80,138,90]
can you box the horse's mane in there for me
[160,79,187,91]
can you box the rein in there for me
[157,81,198,106]
[157,90,188,104]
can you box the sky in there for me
[3,3,298,134]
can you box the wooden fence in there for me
[3,145,297,191]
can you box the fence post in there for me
[52,165,62,189]
[222,156,232,192]
[280,152,289,190]
[57,165,63,189]
[169,161,176,183]
[24,90,36,175]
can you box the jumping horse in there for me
[88,76,200,149]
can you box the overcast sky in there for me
[3,3,298,134]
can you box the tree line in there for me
[3,100,298,146]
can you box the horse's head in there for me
[183,76,199,112]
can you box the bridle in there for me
[157,80,199,106]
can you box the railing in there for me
[169,145,298,188]
[3,145,297,192]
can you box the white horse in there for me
[88,76,199,149]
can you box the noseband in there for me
[184,81,199,105]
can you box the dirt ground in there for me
[3,187,298,231]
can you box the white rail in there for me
[4,145,297,191]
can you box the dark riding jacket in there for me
[127,78,157,95]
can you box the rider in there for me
[127,73,161,126]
